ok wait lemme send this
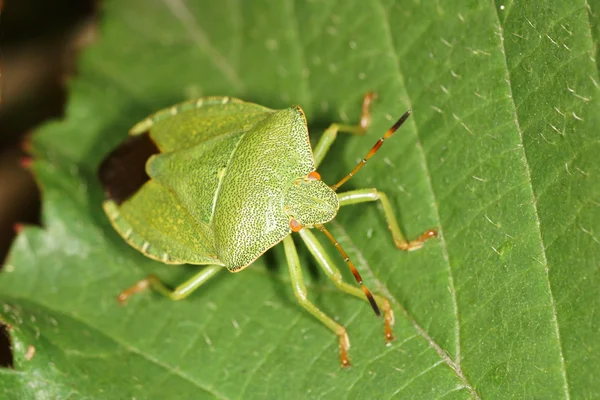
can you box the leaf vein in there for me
[5,296,231,400]
[494,10,571,400]
[162,0,244,91]
[372,0,472,393]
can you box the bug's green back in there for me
[102,97,276,265]
[214,106,315,270]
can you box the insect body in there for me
[99,93,437,367]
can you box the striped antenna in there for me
[331,110,412,192]
[315,224,381,317]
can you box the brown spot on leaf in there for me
[98,132,160,204]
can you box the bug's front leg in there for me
[282,235,352,367]
[313,92,376,169]
[337,189,437,251]
[117,265,223,304]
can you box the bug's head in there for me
[284,171,339,231]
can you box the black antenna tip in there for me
[365,290,381,317]
[399,110,411,123]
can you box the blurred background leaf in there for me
[1,0,599,398]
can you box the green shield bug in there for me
[99,93,437,367]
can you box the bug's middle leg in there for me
[117,264,223,304]
[298,228,395,342]
[282,235,352,367]
[337,189,437,251]
[313,93,375,168]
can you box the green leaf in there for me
[2,0,599,398]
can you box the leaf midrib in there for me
[493,6,571,400]
[371,0,471,397]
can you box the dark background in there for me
[0,0,97,367]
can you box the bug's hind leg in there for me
[313,93,376,168]
[298,228,395,343]
[117,265,222,304]
[283,236,352,367]
[337,189,437,251]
